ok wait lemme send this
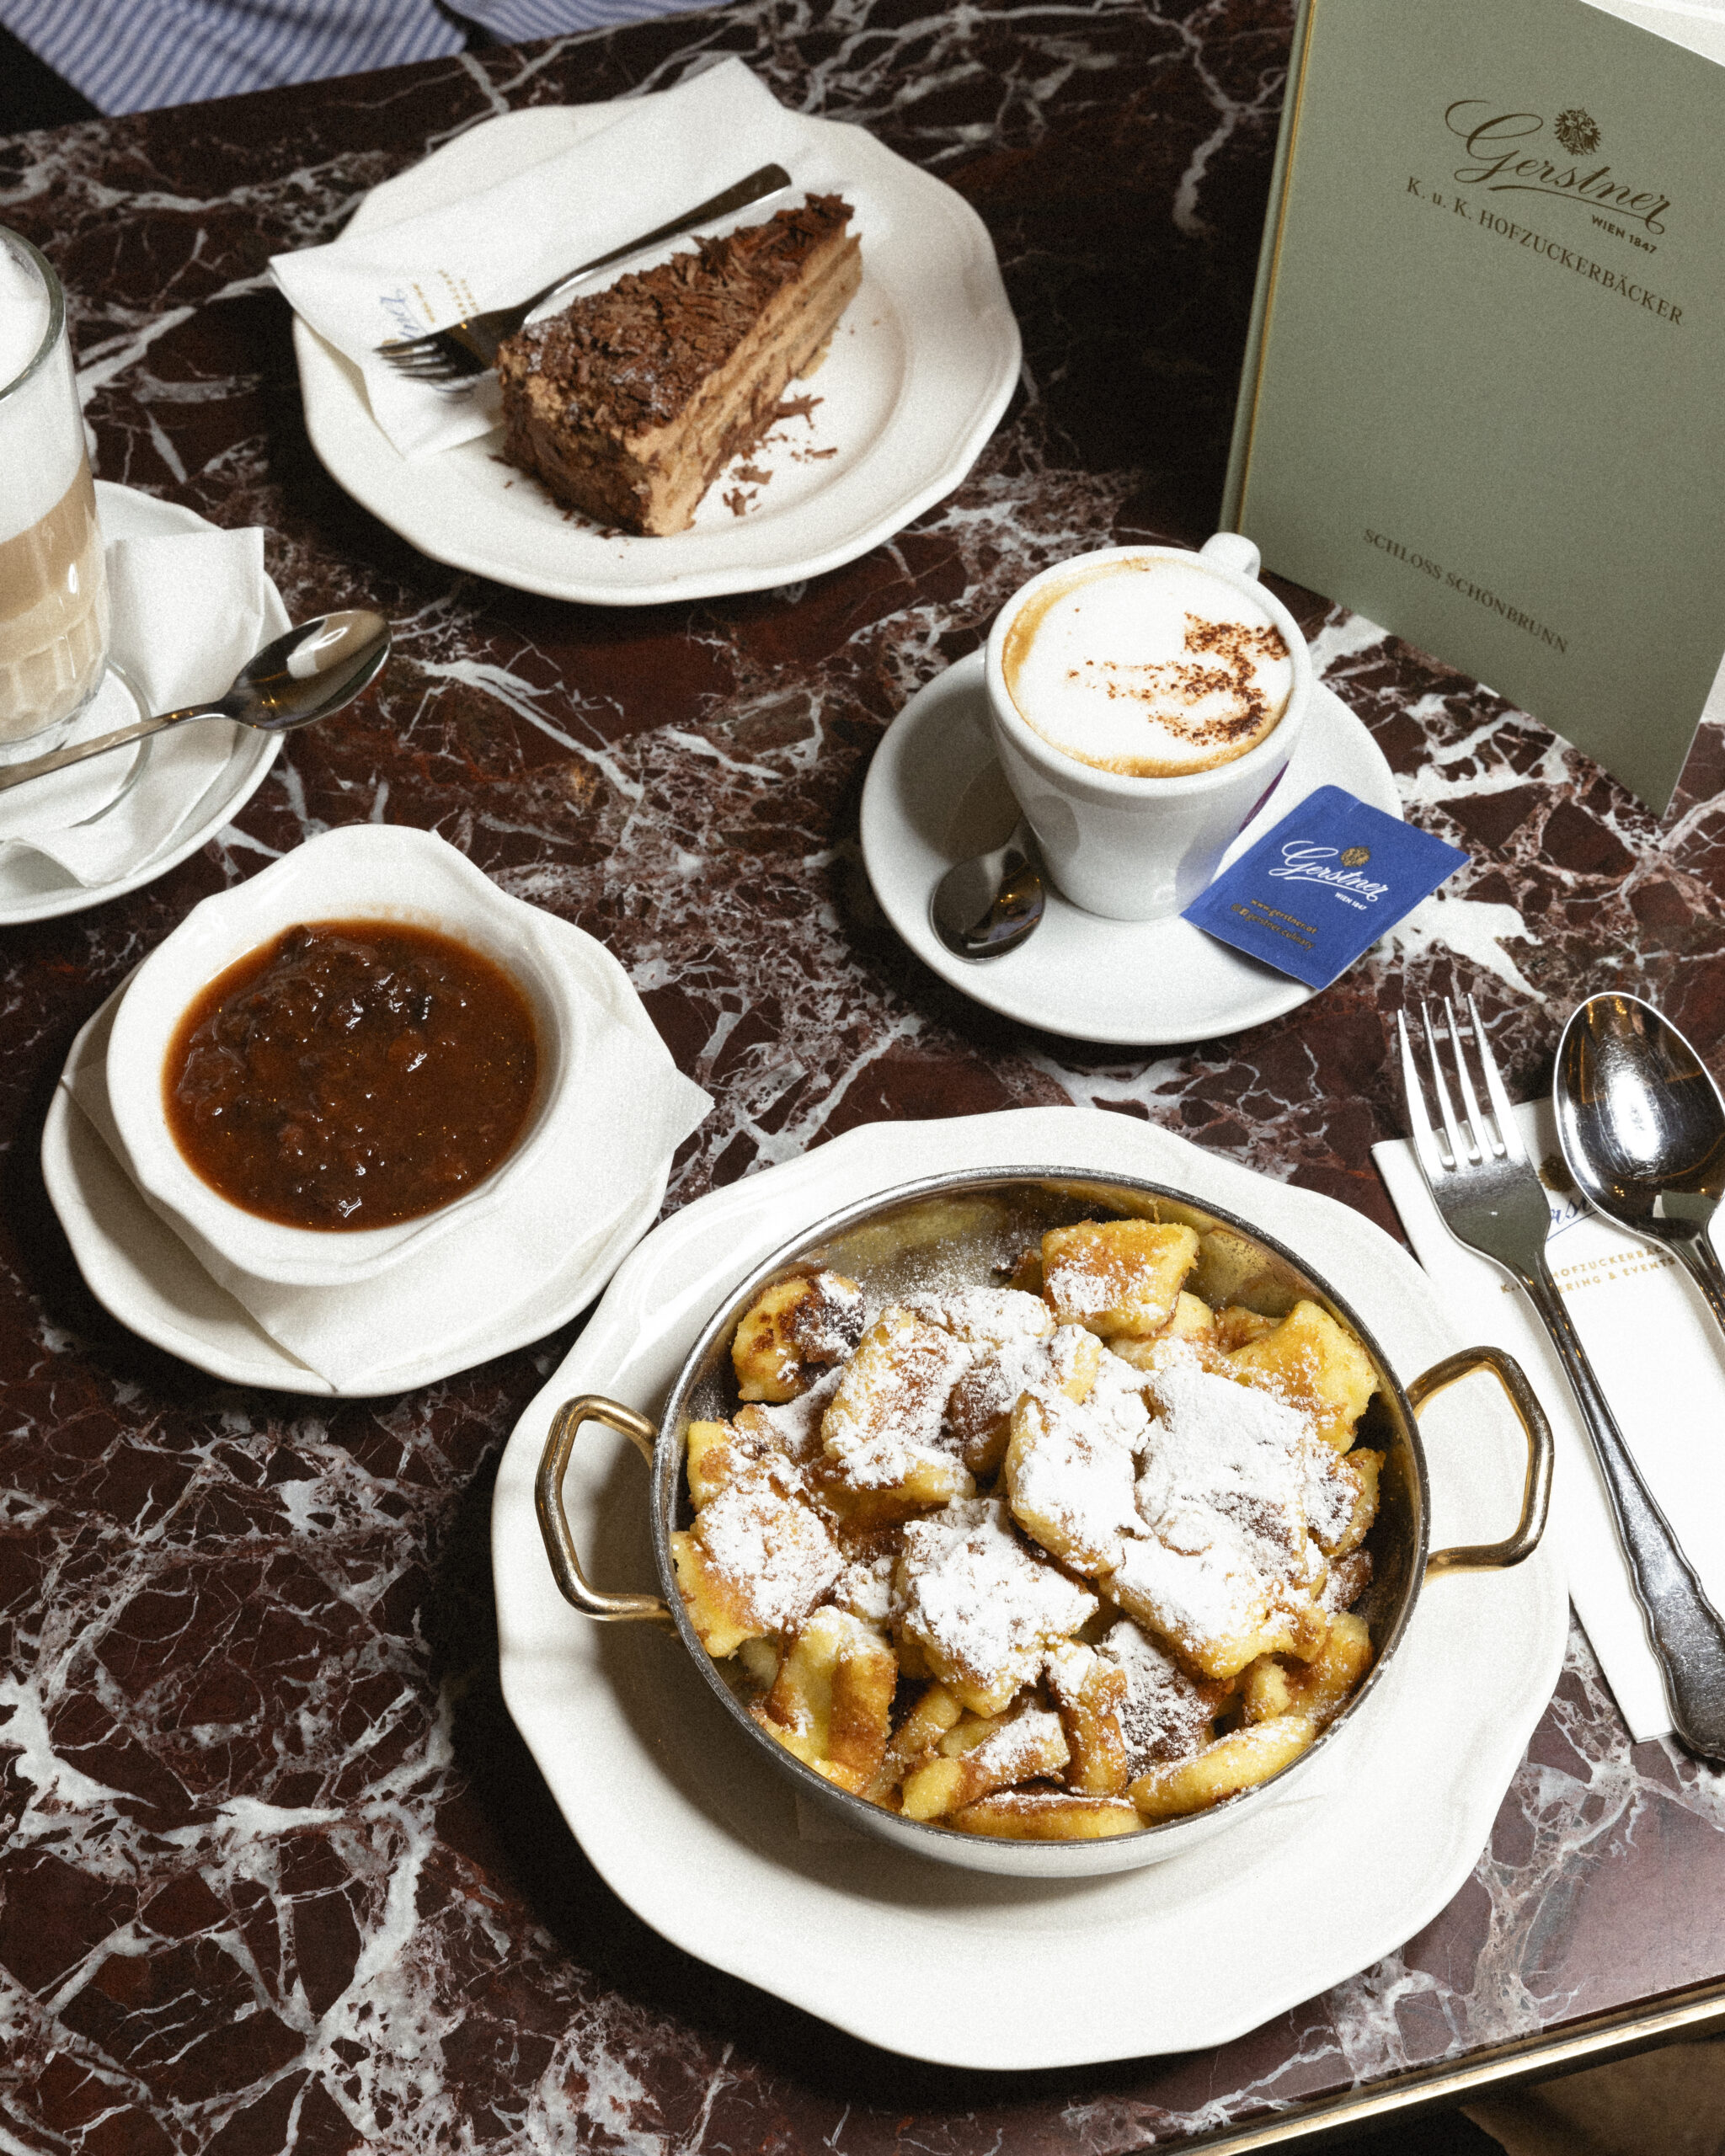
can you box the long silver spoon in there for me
[930,816,1046,960]
[1554,991,1725,1334]
[0,611,393,793]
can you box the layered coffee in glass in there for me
[0,227,109,761]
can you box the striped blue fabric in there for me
[0,0,712,115]
[459,0,696,34]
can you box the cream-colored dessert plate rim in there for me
[490,1103,1568,2069]
[860,652,1403,1046]
[292,101,1020,604]
[0,484,285,926]
[40,914,669,1396]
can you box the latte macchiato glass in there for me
[0,227,109,761]
[985,534,1313,921]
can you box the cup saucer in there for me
[0,483,286,926]
[0,664,151,839]
[859,649,1402,1045]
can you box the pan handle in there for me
[1408,1345,1554,1578]
[535,1395,674,1624]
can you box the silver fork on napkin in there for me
[1399,991,1725,1758]
[375,162,792,383]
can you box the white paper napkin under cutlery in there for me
[1376,1097,1725,1742]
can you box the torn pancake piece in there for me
[892,1496,1097,1715]
[820,1306,975,1513]
[670,1457,843,1659]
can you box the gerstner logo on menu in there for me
[1552,108,1601,157]
[1445,101,1671,233]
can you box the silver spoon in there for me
[929,816,1045,960]
[1555,991,1725,1334]
[0,611,393,793]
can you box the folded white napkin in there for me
[65,908,711,1390]
[0,526,271,887]
[1375,1098,1725,1742]
[270,59,848,460]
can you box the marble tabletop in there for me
[5,0,1725,2148]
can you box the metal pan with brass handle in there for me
[1413,1344,1554,1579]
[536,1396,671,1625]
[534,1342,1554,1620]
[527,1167,1560,1879]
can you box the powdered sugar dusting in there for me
[695,1461,844,1635]
[967,1705,1067,1784]
[1304,1444,1361,1553]
[738,1364,842,1465]
[906,1287,1053,1347]
[1139,1349,1315,1576]
[1084,1342,1154,1449]
[895,1497,1096,1696]
[1042,1637,1099,1706]
[1006,1391,1139,1574]
[1097,1617,1223,1770]
[1322,1548,1373,1613]
[1104,1526,1268,1668]
[789,1270,868,1364]
[944,1321,1094,1459]
[833,1549,896,1625]
[1042,1247,1121,1321]
[821,1309,974,1489]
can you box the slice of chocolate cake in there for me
[496,195,861,536]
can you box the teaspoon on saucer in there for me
[0,611,393,794]
[1555,991,1725,1335]
[929,816,1046,960]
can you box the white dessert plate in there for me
[0,483,286,926]
[491,1104,1568,2069]
[292,104,1019,605]
[860,651,1402,1045]
[40,916,669,1396]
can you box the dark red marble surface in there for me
[4,2,1725,2148]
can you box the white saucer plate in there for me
[491,1104,1567,2069]
[0,483,286,927]
[292,104,1020,606]
[41,918,668,1397]
[860,651,1402,1044]
[0,665,151,841]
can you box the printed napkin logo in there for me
[1552,107,1601,157]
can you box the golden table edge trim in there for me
[1192,1978,1725,2149]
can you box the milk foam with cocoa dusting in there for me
[1003,557,1292,777]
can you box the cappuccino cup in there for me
[985,534,1313,921]
[0,226,109,762]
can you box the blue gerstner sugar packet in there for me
[1182,786,1466,990]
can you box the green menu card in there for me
[1222,0,1725,811]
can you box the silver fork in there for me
[375,161,792,384]
[1400,992,1725,1760]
